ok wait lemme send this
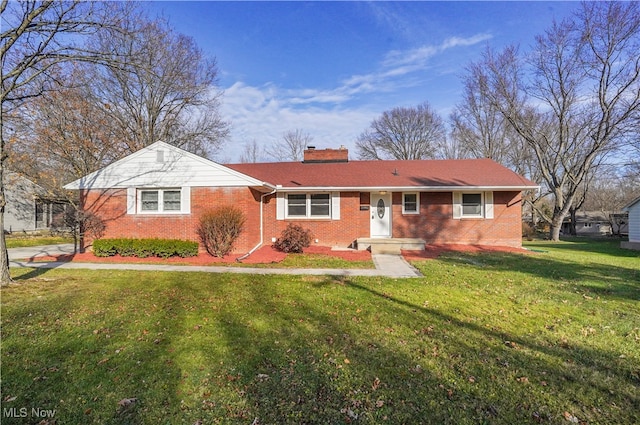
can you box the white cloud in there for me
[219,82,376,162]
[441,33,493,49]
[383,33,493,69]
[217,32,493,162]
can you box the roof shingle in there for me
[227,158,537,190]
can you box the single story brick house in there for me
[64,141,538,255]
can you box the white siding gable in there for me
[627,200,640,243]
[64,141,268,190]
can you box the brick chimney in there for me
[303,146,349,163]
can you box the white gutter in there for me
[237,186,277,261]
[278,185,540,192]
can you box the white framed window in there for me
[287,194,307,217]
[402,192,420,214]
[462,193,483,217]
[135,188,186,214]
[453,191,494,219]
[286,193,331,218]
[310,193,330,216]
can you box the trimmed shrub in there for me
[92,238,198,258]
[274,223,312,253]
[197,207,246,257]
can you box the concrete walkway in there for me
[8,245,422,278]
[7,243,76,260]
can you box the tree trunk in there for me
[569,208,577,236]
[0,204,13,286]
[0,116,13,286]
[549,212,564,242]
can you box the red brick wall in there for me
[392,191,523,247]
[261,190,523,248]
[81,187,262,253]
[82,188,524,252]
[261,192,368,248]
[303,148,349,163]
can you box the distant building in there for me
[561,211,617,236]
[4,171,70,233]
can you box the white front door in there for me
[370,192,392,238]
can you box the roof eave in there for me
[275,185,540,192]
[623,195,640,210]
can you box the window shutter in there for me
[276,192,285,220]
[181,186,191,214]
[452,192,462,219]
[127,188,136,214]
[484,191,494,219]
[331,192,340,220]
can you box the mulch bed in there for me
[20,244,530,266]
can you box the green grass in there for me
[5,235,73,248]
[269,253,373,269]
[1,239,638,424]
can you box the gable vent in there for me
[156,150,165,163]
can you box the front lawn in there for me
[1,239,638,424]
[5,234,73,248]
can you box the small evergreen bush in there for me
[92,238,198,258]
[274,223,312,253]
[196,207,246,257]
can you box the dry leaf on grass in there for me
[118,398,137,407]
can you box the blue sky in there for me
[149,1,579,162]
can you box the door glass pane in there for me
[163,190,181,211]
[377,199,385,219]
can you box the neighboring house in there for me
[4,171,70,233]
[64,141,539,254]
[621,196,640,251]
[561,211,622,236]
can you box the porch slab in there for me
[357,238,426,254]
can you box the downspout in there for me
[237,186,277,261]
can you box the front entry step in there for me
[356,238,426,254]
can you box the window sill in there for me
[135,212,189,216]
[285,217,333,221]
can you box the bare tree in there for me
[583,166,634,212]
[87,10,229,158]
[467,2,640,241]
[581,165,639,236]
[267,129,312,161]
[239,139,264,163]
[356,102,445,160]
[449,71,546,228]
[9,67,123,185]
[449,68,536,177]
[1,0,123,285]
